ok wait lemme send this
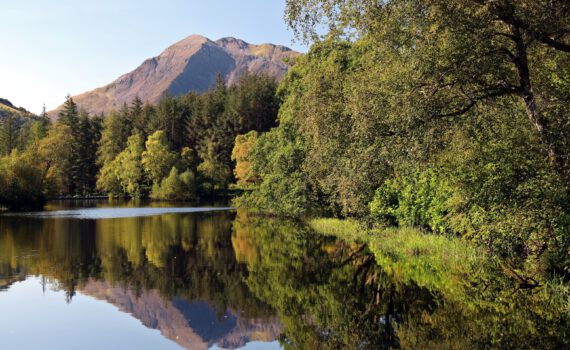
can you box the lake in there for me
[0,201,568,350]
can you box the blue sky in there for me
[0,0,307,114]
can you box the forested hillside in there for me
[0,74,279,209]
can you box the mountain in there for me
[0,98,34,119]
[80,281,282,350]
[50,35,300,117]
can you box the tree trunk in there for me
[511,25,569,183]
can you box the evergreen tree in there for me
[56,96,81,194]
[129,96,146,137]
[97,110,131,166]
[0,113,18,156]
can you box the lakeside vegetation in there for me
[234,0,570,278]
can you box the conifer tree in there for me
[0,113,18,156]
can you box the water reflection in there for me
[0,205,568,349]
[0,209,280,350]
[232,211,569,350]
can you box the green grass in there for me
[367,227,481,292]
[308,217,483,293]
[307,217,364,240]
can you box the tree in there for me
[141,130,177,185]
[114,133,146,197]
[226,73,279,134]
[0,151,46,210]
[285,0,570,183]
[96,157,123,197]
[37,123,74,195]
[97,110,132,166]
[57,95,79,136]
[231,131,259,186]
[234,90,314,216]
[150,166,196,200]
[56,95,82,194]
[275,0,570,269]
[27,119,49,147]
[156,96,186,149]
[197,139,233,191]
[0,113,18,156]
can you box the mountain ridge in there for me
[0,98,34,118]
[49,34,300,117]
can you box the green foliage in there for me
[226,73,280,134]
[141,130,177,184]
[150,166,196,201]
[234,107,312,216]
[37,123,74,195]
[197,139,233,192]
[369,170,452,234]
[231,1,570,275]
[0,151,46,210]
[101,132,146,198]
[231,130,259,186]
[307,217,363,239]
[91,73,280,199]
[96,157,123,197]
[97,109,132,167]
[0,113,19,156]
[55,96,102,195]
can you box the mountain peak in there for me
[167,34,212,50]
[50,35,300,117]
[216,37,250,50]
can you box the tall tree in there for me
[141,130,177,185]
[114,132,146,197]
[0,113,18,156]
[227,73,279,134]
[97,110,132,167]
[285,0,570,183]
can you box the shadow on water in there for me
[0,203,568,349]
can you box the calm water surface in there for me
[0,201,568,349]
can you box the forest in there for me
[0,73,279,208]
[1,0,569,277]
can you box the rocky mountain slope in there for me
[51,35,300,117]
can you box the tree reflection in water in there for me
[0,207,568,349]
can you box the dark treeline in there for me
[0,73,279,209]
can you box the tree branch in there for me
[435,86,521,118]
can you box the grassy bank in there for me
[307,218,482,292]
[307,217,570,296]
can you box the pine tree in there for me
[0,113,18,156]
[57,95,79,128]
[56,96,82,194]
[130,96,146,137]
[74,112,99,194]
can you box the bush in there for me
[0,151,46,210]
[150,167,196,201]
[369,170,452,234]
